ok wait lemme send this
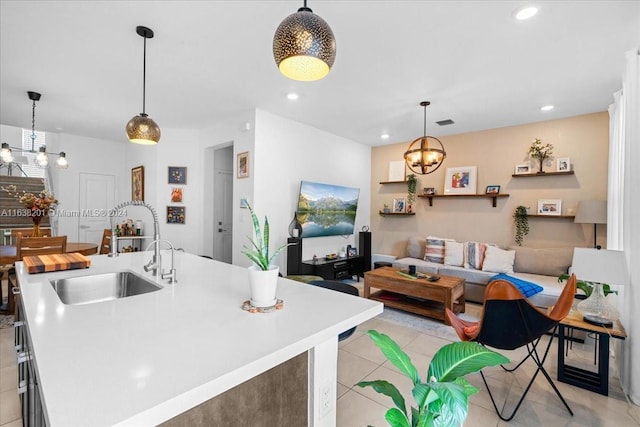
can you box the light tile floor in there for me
[2,277,639,426]
[336,303,640,427]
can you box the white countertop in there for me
[16,252,382,426]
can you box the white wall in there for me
[253,109,372,272]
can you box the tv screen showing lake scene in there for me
[297,181,360,238]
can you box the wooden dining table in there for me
[0,242,99,266]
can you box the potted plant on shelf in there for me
[357,330,508,427]
[241,200,291,308]
[406,174,417,213]
[528,138,554,173]
[513,205,530,246]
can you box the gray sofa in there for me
[391,237,574,307]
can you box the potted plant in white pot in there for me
[242,200,291,307]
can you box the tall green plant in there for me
[513,205,529,246]
[241,200,291,270]
[357,330,509,427]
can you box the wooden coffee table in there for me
[364,267,465,325]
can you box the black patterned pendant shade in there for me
[273,3,336,81]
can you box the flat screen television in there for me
[296,180,360,238]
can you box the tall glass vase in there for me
[30,214,44,237]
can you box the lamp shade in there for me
[574,200,607,224]
[273,7,336,81]
[571,248,629,286]
[126,114,161,145]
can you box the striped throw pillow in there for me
[464,242,488,270]
[425,236,455,264]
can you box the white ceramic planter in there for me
[248,265,279,307]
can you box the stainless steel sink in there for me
[50,271,162,305]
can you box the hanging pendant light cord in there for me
[31,98,36,151]
[423,104,427,138]
[142,34,147,115]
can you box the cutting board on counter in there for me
[23,252,92,274]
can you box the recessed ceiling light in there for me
[540,105,555,112]
[287,93,299,101]
[380,133,390,140]
[514,6,538,20]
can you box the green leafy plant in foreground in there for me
[241,200,291,271]
[558,274,618,297]
[357,330,509,427]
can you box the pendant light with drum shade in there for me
[126,26,160,145]
[404,102,446,175]
[273,0,336,81]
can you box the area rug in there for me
[0,314,14,329]
[376,304,481,341]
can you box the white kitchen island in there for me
[15,251,382,426]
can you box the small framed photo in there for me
[237,151,249,178]
[347,247,357,257]
[557,157,571,172]
[515,164,532,175]
[131,165,144,201]
[167,206,186,224]
[168,166,187,184]
[423,187,436,195]
[485,185,500,195]
[170,187,183,203]
[537,199,562,216]
[393,198,406,213]
[444,166,477,195]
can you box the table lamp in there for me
[571,248,629,327]
[574,200,607,249]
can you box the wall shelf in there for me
[512,171,575,178]
[527,214,575,219]
[379,180,407,184]
[417,193,510,208]
[379,211,415,216]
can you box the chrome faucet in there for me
[109,201,161,276]
[143,239,177,283]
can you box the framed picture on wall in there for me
[170,187,183,203]
[557,157,571,172]
[485,185,500,195]
[537,199,562,216]
[131,165,144,201]
[393,198,406,213]
[168,166,187,184]
[514,164,532,175]
[237,151,249,178]
[167,206,186,224]
[444,166,477,195]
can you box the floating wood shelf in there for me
[417,193,510,208]
[379,180,408,184]
[379,211,415,216]
[527,214,575,219]
[512,171,575,177]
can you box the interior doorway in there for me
[204,144,233,262]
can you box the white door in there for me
[213,170,233,263]
[78,173,115,244]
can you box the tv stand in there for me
[286,232,372,280]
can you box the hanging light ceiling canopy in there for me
[0,91,68,170]
[404,101,446,175]
[273,0,336,81]
[126,25,161,145]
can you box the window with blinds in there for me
[20,129,46,178]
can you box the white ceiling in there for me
[1,1,639,147]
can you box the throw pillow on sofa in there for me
[482,245,515,274]
[463,241,488,270]
[444,240,464,267]
[407,236,426,259]
[510,246,574,277]
[425,236,454,264]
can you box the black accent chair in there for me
[308,280,360,341]
[445,274,577,421]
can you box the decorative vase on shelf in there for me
[248,265,279,308]
[288,212,303,238]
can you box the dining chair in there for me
[10,227,52,245]
[4,235,68,316]
[99,229,112,255]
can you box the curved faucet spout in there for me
[144,239,177,283]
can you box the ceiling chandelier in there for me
[273,0,336,81]
[403,101,446,175]
[126,26,161,145]
[0,91,68,171]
